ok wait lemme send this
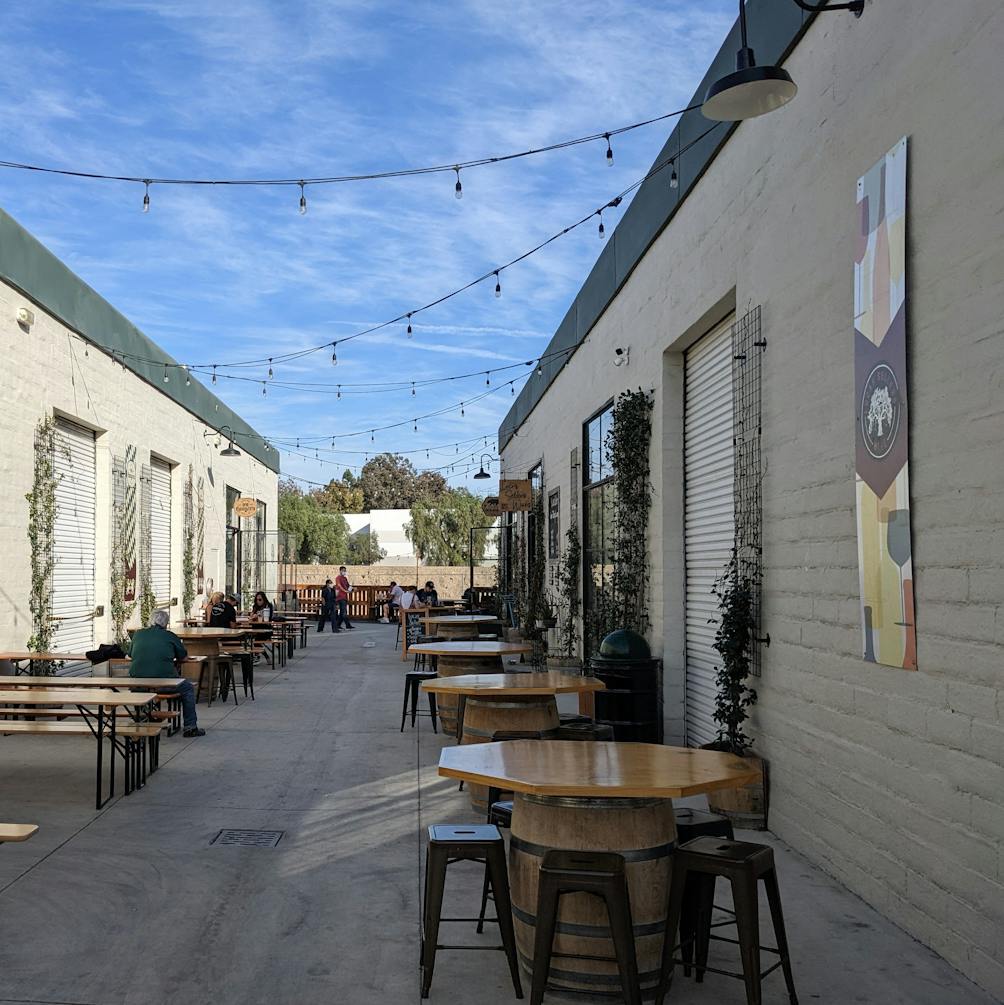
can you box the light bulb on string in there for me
[411,382,415,396]
[185,368,191,387]
[604,133,614,166]
[413,419,418,432]
[163,364,169,383]
[212,366,217,384]
[454,167,463,200]
[670,161,678,189]
[511,384,515,395]
[460,402,465,417]
[370,431,375,442]
[262,381,267,396]
[494,271,502,298]
[406,313,413,337]
[536,359,544,377]
[268,359,273,379]
[142,181,151,213]
[298,181,307,215]
[597,211,605,239]
[331,342,338,366]
[485,372,490,386]
[337,385,341,399]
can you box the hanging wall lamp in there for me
[703,0,863,122]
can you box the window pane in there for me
[548,489,560,560]
[585,406,612,485]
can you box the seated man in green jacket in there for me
[129,609,205,738]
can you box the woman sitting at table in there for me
[250,591,274,622]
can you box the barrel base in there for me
[509,793,676,999]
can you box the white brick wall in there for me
[500,0,1004,995]
[0,277,279,650]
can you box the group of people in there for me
[317,567,356,633]
[377,580,439,623]
[201,590,275,628]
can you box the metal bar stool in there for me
[400,670,438,732]
[530,849,642,1005]
[657,837,798,1005]
[421,824,523,1000]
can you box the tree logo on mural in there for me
[860,363,901,460]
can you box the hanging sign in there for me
[233,497,258,519]
[854,137,916,670]
[482,496,501,518]
[499,479,532,512]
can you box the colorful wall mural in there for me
[855,137,916,670]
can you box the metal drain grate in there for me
[211,829,284,848]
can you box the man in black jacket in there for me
[317,579,340,633]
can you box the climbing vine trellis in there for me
[182,466,196,618]
[553,525,581,658]
[138,464,156,627]
[25,417,62,655]
[110,451,137,644]
[608,388,654,637]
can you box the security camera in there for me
[613,346,630,367]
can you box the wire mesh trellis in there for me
[731,305,767,677]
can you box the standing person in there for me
[129,609,205,737]
[317,579,340,633]
[335,566,354,630]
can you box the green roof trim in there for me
[0,206,280,473]
[499,0,812,449]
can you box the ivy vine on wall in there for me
[25,417,63,654]
[182,466,196,618]
[553,525,581,658]
[110,501,136,644]
[607,387,654,637]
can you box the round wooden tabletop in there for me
[422,672,604,696]
[408,640,533,657]
[438,740,761,799]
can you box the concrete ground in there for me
[0,623,997,1005]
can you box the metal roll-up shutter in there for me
[150,457,172,605]
[52,418,96,652]
[684,316,735,747]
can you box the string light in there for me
[142,181,150,213]
[494,271,502,298]
[604,132,614,165]
[536,359,544,376]
[337,385,341,399]
[212,366,217,384]
[411,382,416,396]
[454,167,463,200]
[485,372,490,386]
[414,419,418,432]
[262,381,267,396]
[331,342,338,366]
[670,162,678,189]
[185,368,191,387]
[298,181,307,215]
[597,211,605,239]
[162,364,169,383]
[268,359,274,379]
[460,402,465,416]
[406,313,413,337]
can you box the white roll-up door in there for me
[150,457,172,605]
[684,316,735,747]
[52,418,96,653]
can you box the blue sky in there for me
[0,0,734,491]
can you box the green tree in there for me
[406,489,491,565]
[345,530,386,565]
[278,479,348,563]
[313,478,364,514]
[357,454,448,510]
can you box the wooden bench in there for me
[0,824,38,843]
[0,720,166,797]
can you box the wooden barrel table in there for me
[408,642,533,737]
[427,615,502,640]
[435,740,762,1002]
[509,793,675,997]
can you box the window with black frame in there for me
[582,403,614,654]
[548,488,560,560]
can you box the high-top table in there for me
[437,740,760,998]
[423,614,502,640]
[422,672,606,808]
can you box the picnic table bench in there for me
[0,652,89,675]
[0,824,38,843]
[0,687,160,808]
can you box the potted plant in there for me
[535,591,557,631]
[703,549,768,829]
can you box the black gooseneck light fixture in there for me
[473,454,494,480]
[205,425,242,457]
[703,0,863,122]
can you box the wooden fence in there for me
[279,583,497,622]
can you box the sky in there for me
[0,0,735,492]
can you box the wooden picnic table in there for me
[2,675,185,689]
[0,687,157,808]
[0,824,38,843]
[438,740,761,997]
[0,652,89,675]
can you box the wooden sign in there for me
[233,497,258,519]
[499,479,532,512]
[482,496,501,518]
